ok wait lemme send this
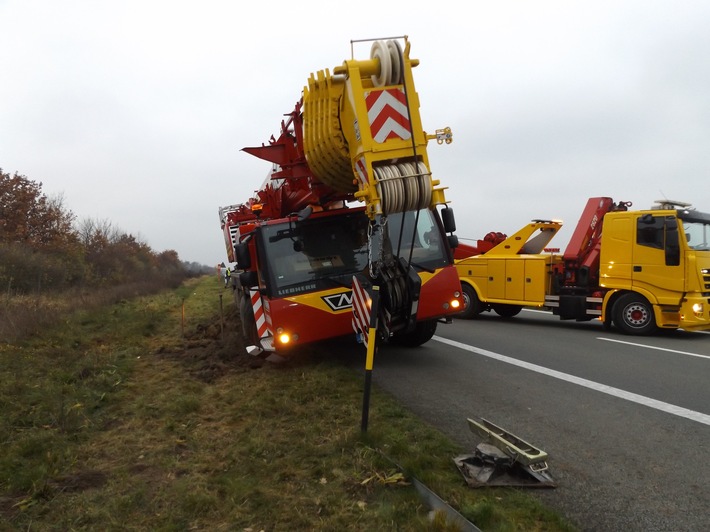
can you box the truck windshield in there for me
[259,209,449,297]
[683,220,710,251]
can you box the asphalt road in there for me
[363,310,710,531]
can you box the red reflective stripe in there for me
[251,290,269,338]
[355,157,368,186]
[365,89,411,142]
[351,277,371,344]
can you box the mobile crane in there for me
[219,37,463,355]
[455,197,710,335]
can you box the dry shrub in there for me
[0,277,185,342]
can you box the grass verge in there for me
[0,275,576,531]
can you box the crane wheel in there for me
[238,290,260,347]
[389,319,437,347]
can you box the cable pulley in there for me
[375,161,433,215]
[370,39,404,87]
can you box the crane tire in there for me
[238,290,259,346]
[390,319,437,347]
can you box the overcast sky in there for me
[2,1,709,265]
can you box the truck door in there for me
[505,259,525,300]
[487,259,507,299]
[632,214,685,300]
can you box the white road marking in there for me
[597,337,710,360]
[432,335,710,427]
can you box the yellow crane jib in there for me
[302,37,452,220]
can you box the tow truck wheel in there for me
[459,284,483,319]
[492,304,522,318]
[390,319,437,347]
[613,293,656,335]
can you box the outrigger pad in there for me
[454,417,557,488]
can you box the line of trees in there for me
[1,168,203,295]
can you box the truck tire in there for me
[614,293,656,336]
[492,304,522,318]
[458,284,484,319]
[613,293,656,335]
[390,319,437,347]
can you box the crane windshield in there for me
[259,209,449,297]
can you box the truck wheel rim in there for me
[624,304,649,327]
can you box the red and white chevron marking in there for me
[250,289,269,338]
[366,88,411,143]
[351,276,372,346]
[354,157,369,187]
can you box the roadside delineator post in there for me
[352,274,380,433]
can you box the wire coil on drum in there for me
[374,161,432,215]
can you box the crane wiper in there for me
[407,261,435,274]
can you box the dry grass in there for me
[0,275,576,531]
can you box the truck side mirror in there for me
[235,242,251,270]
[441,207,456,233]
[447,234,459,249]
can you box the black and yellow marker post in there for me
[360,285,380,433]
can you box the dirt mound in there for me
[163,303,265,382]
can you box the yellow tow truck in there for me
[455,197,710,335]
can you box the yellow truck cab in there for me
[599,202,710,333]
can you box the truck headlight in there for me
[692,303,704,316]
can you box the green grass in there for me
[0,275,577,531]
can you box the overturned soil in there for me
[160,302,267,382]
